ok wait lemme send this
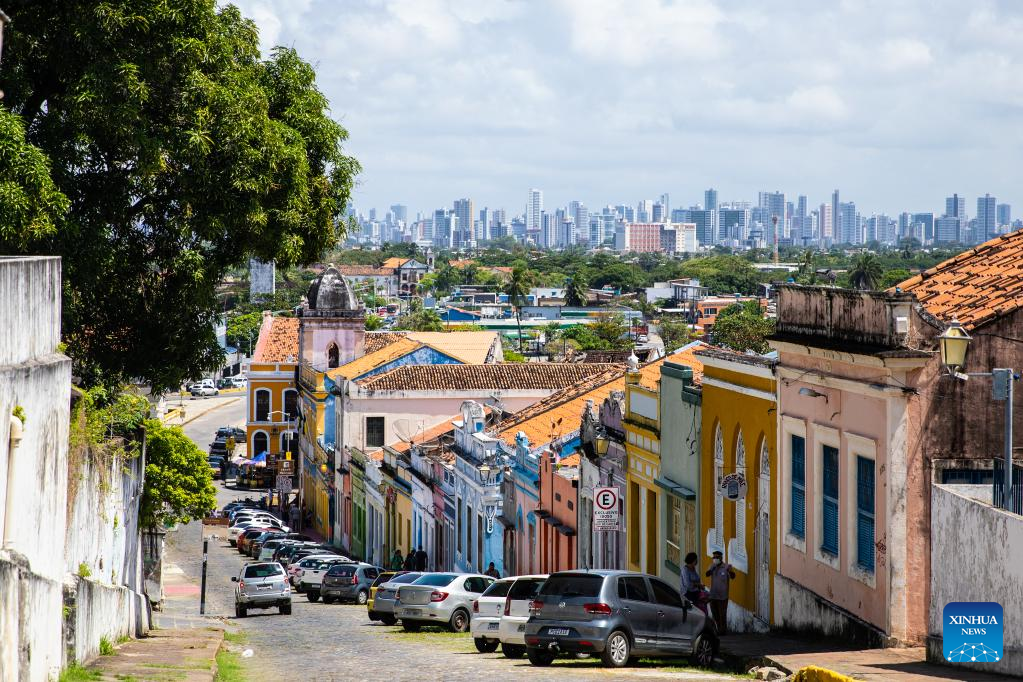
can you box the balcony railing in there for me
[993,458,1023,515]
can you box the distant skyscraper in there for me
[637,199,654,223]
[718,207,749,243]
[758,191,786,246]
[541,212,558,248]
[617,204,635,222]
[369,208,377,222]
[997,203,1012,228]
[390,204,407,226]
[935,215,961,244]
[569,201,589,244]
[478,207,492,242]
[652,202,666,223]
[690,209,715,246]
[453,198,474,248]
[659,193,671,219]
[946,194,966,221]
[433,208,451,247]
[838,202,858,244]
[671,208,691,223]
[912,213,935,243]
[704,188,718,212]
[527,189,543,234]
[977,194,997,240]
[819,203,833,242]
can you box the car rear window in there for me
[372,572,396,587]
[327,564,357,577]
[481,581,512,598]
[412,573,457,587]
[508,578,546,599]
[389,572,422,585]
[244,564,283,578]
[538,574,604,598]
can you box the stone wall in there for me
[928,484,1022,676]
[773,573,889,649]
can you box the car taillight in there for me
[472,600,479,613]
[504,597,511,616]
[430,591,449,602]
[238,580,245,590]
[583,603,612,616]
[528,599,543,615]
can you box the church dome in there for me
[308,264,358,311]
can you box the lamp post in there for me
[939,318,1015,512]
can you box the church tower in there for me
[297,264,365,370]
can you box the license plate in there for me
[257,585,271,591]
[547,628,570,636]
[405,609,422,616]
[488,623,499,630]
[517,624,526,632]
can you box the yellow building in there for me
[245,313,300,462]
[624,357,667,575]
[695,347,777,632]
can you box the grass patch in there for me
[215,648,247,682]
[223,630,248,645]
[384,625,469,648]
[116,634,131,644]
[58,665,101,682]
[77,563,92,578]
[99,637,115,656]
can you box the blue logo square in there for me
[943,601,1003,663]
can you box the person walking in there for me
[484,562,500,578]
[390,549,404,570]
[414,546,428,571]
[403,549,416,571]
[679,552,705,611]
[705,551,735,634]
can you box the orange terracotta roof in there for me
[490,267,513,275]
[896,230,1023,329]
[406,331,498,364]
[328,338,423,381]
[662,341,708,386]
[253,316,299,363]
[495,366,626,446]
[636,356,669,391]
[380,257,410,269]
[365,332,407,354]
[369,450,385,462]
[559,453,581,467]
[449,259,474,269]
[357,363,620,393]
[337,265,394,277]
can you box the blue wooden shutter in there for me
[790,435,805,537]
[821,446,839,555]
[856,456,875,571]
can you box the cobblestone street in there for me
[155,398,740,682]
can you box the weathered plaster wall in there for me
[928,484,1023,676]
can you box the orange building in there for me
[535,452,580,573]
[246,313,301,460]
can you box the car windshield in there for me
[508,578,546,599]
[538,574,604,598]
[481,581,512,598]
[327,564,357,576]
[244,564,283,578]
[412,573,457,587]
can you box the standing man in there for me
[705,550,735,634]
[414,546,428,571]
[484,562,500,578]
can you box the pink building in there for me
[535,451,579,573]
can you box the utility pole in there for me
[199,538,208,614]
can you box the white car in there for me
[288,553,342,588]
[298,556,351,600]
[189,379,219,397]
[497,574,548,658]
[228,518,289,544]
[470,578,514,652]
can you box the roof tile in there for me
[253,316,299,363]
[358,362,621,393]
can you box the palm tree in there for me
[505,261,534,352]
[849,252,883,290]
[799,249,817,284]
[565,274,588,307]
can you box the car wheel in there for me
[381,615,397,626]
[322,595,335,604]
[449,608,470,633]
[229,540,236,547]
[501,643,525,659]
[690,632,716,667]
[308,592,320,603]
[527,649,555,666]
[474,637,499,653]
[235,604,246,618]
[356,590,368,605]
[402,621,421,632]
[600,629,631,668]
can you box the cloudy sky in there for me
[230,0,1023,219]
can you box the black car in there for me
[217,426,246,441]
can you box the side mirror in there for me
[231,576,238,582]
[682,598,692,610]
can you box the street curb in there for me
[181,397,242,427]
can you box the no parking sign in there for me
[593,486,620,531]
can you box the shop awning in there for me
[654,476,696,500]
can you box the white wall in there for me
[929,484,1023,676]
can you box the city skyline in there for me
[231,1,1023,215]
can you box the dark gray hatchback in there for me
[523,570,717,668]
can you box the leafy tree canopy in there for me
[364,313,385,331]
[1,1,359,392]
[711,300,775,354]
[658,316,692,354]
[141,420,216,528]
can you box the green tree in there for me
[880,268,912,290]
[141,420,216,529]
[505,261,535,352]
[589,310,631,350]
[394,307,443,332]
[365,313,385,331]
[0,109,69,248]
[712,301,775,354]
[797,249,817,285]
[565,274,588,307]
[0,1,359,393]
[658,316,691,354]
[226,311,264,353]
[848,253,884,290]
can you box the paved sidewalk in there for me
[86,628,223,681]
[162,395,242,427]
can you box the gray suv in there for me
[320,562,380,604]
[232,562,291,617]
[524,570,716,668]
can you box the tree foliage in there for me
[0,1,359,392]
[565,274,588,307]
[658,316,692,354]
[141,420,216,529]
[711,300,775,354]
[0,109,69,248]
[364,313,385,331]
[848,253,884,290]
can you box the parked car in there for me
[287,545,340,567]
[300,557,352,600]
[395,573,494,633]
[470,578,513,652]
[259,538,301,562]
[290,554,343,589]
[320,563,380,604]
[207,457,223,478]
[232,562,291,617]
[216,426,246,441]
[273,541,317,565]
[190,379,219,397]
[497,574,548,658]
[228,518,288,544]
[523,570,717,668]
[367,571,422,625]
[247,530,286,557]
[228,376,247,389]
[238,527,281,555]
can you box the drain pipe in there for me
[3,412,23,547]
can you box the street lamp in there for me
[939,319,1016,512]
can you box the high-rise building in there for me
[718,207,750,243]
[569,201,589,244]
[946,194,966,222]
[689,210,715,246]
[652,202,666,223]
[977,194,997,240]
[659,193,671,218]
[935,215,961,244]
[433,208,454,247]
[759,191,786,246]
[527,189,543,234]
[819,202,833,242]
[390,204,407,226]
[838,202,859,244]
[617,204,635,222]
[453,198,474,248]
[912,213,935,243]
[831,189,840,241]
[671,208,691,223]
[478,207,492,243]
[997,203,1012,229]
[704,188,718,212]
[541,212,558,248]
[369,208,377,222]
[637,199,654,223]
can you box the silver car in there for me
[395,573,494,633]
[368,571,423,625]
[232,562,291,617]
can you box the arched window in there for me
[283,389,298,421]
[255,389,270,422]
[327,342,340,369]
[713,423,724,551]
[252,431,268,457]
[734,430,747,561]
